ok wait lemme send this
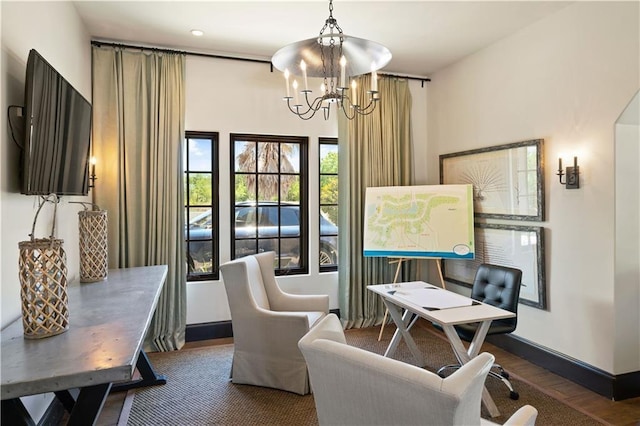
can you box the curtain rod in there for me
[91,40,431,84]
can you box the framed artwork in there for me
[442,223,547,309]
[440,139,544,221]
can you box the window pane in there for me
[281,142,300,173]
[235,206,257,238]
[320,144,338,173]
[235,175,254,203]
[321,206,338,230]
[188,240,213,272]
[188,138,213,172]
[320,176,338,204]
[281,175,300,202]
[258,142,280,172]
[188,173,212,205]
[257,175,279,202]
[235,141,255,172]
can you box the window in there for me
[319,138,339,271]
[184,131,219,281]
[231,133,308,275]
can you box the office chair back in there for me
[470,263,522,334]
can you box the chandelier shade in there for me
[271,0,392,120]
[272,35,391,78]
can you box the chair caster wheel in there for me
[509,391,519,400]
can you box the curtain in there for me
[338,74,414,329]
[91,45,186,351]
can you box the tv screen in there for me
[21,49,92,196]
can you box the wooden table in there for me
[1,265,168,425]
[368,281,515,418]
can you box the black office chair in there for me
[435,263,523,400]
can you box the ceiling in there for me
[73,1,572,77]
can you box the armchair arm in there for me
[270,293,329,313]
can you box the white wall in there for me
[184,56,429,323]
[1,1,92,419]
[614,115,640,373]
[427,2,639,374]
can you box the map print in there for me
[363,184,475,259]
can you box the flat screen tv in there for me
[21,49,92,196]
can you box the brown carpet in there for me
[127,325,604,425]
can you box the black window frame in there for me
[184,131,219,282]
[319,137,339,272]
[230,133,309,276]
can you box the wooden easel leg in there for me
[378,258,405,341]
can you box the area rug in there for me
[127,325,603,425]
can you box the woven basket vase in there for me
[18,237,69,339]
[79,210,108,282]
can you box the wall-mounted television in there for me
[20,49,92,196]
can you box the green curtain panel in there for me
[91,46,187,351]
[338,74,415,329]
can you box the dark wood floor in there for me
[96,329,639,426]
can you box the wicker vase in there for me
[79,210,108,282]
[18,195,69,339]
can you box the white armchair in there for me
[299,314,538,425]
[220,251,329,395]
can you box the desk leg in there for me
[110,349,167,392]
[67,382,112,426]
[442,322,500,418]
[382,301,425,367]
[1,398,36,426]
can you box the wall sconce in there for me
[557,156,580,189]
[89,157,97,189]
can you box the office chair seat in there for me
[435,263,523,400]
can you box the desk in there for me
[368,281,515,418]
[1,265,168,425]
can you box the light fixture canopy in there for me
[271,0,391,120]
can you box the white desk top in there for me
[368,281,514,326]
[1,265,168,400]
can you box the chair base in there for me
[437,363,519,400]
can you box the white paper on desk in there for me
[393,287,473,310]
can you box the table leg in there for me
[442,321,500,418]
[382,300,425,367]
[1,398,36,426]
[67,382,112,426]
[110,349,167,392]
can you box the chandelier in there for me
[271,0,392,120]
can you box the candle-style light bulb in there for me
[284,69,291,98]
[340,56,347,88]
[371,63,378,92]
[300,60,308,91]
[351,79,358,107]
[292,80,300,106]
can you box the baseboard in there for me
[487,333,640,401]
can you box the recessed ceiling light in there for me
[191,29,204,37]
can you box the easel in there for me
[377,257,446,341]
